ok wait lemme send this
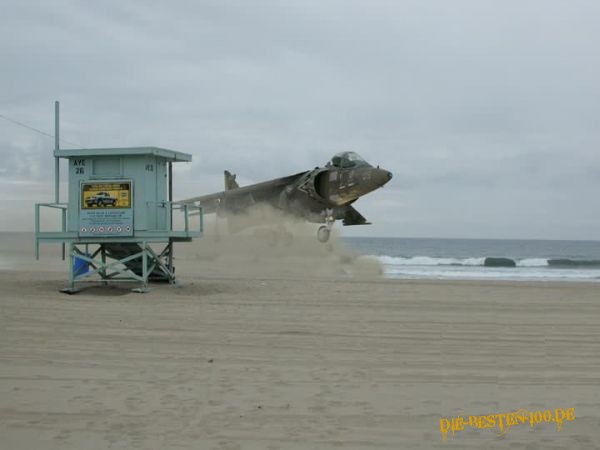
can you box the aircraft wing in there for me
[342,205,371,226]
[181,171,308,214]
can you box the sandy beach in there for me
[1,232,599,449]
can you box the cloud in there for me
[1,0,599,238]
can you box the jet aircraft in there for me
[182,151,392,242]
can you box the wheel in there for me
[317,226,330,243]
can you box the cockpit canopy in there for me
[326,151,371,169]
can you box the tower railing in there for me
[35,201,202,259]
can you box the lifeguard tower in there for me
[35,103,202,293]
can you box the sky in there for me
[1,0,599,239]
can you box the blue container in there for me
[73,255,89,276]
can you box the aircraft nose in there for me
[374,168,393,186]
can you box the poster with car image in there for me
[81,182,131,209]
[79,181,133,237]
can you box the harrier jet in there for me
[183,152,392,242]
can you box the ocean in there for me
[343,237,600,282]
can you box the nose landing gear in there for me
[317,226,330,243]
[317,209,335,243]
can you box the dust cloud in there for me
[176,204,382,279]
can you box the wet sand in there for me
[1,233,599,449]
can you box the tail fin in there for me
[224,170,239,190]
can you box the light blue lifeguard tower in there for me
[35,102,202,293]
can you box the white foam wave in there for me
[372,254,600,281]
[377,256,485,266]
[382,266,600,281]
[517,258,549,267]
[376,255,553,268]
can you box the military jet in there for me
[182,151,392,242]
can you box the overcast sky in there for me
[1,0,599,239]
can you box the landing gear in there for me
[317,209,335,243]
[317,226,330,243]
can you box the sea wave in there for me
[378,256,484,266]
[376,256,600,268]
[382,266,600,281]
[548,259,600,267]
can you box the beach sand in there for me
[0,232,599,449]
